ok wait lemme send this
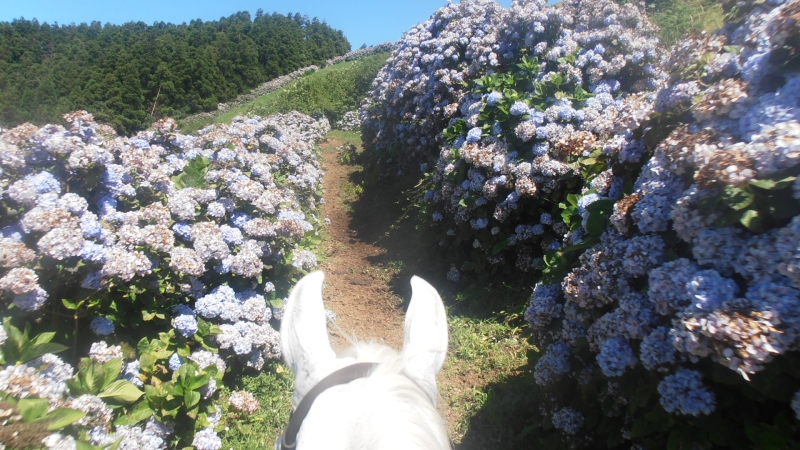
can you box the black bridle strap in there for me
[280,362,379,450]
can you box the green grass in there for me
[221,361,294,450]
[178,53,389,135]
[649,0,725,45]
[438,285,539,448]
[326,129,363,147]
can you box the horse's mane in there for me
[325,341,451,450]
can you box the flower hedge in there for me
[362,0,800,446]
[0,111,329,448]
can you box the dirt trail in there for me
[316,134,475,442]
[317,137,405,351]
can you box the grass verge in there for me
[648,0,725,45]
[220,362,293,450]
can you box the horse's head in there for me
[279,271,450,449]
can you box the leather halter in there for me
[278,362,379,450]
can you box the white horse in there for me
[277,271,451,450]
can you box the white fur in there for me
[281,271,451,450]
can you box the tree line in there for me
[0,10,350,134]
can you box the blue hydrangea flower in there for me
[577,193,601,215]
[90,317,115,336]
[193,428,221,450]
[535,126,549,139]
[597,337,637,377]
[81,241,108,264]
[129,138,150,149]
[551,407,583,435]
[172,222,192,242]
[594,43,606,55]
[558,106,576,121]
[486,91,503,106]
[174,314,198,338]
[524,282,562,329]
[658,368,716,416]
[532,142,549,156]
[528,111,545,126]
[596,92,614,107]
[195,293,223,319]
[220,225,243,246]
[80,214,103,239]
[196,285,237,319]
[540,213,553,225]
[640,327,676,371]
[230,211,252,229]
[81,270,104,290]
[123,361,143,387]
[168,352,184,371]
[470,218,489,229]
[277,210,306,222]
[1,225,25,242]
[534,341,571,385]
[453,136,466,149]
[510,101,529,116]
[173,304,195,317]
[29,172,61,195]
[686,270,738,311]
[492,121,502,136]
[466,127,483,144]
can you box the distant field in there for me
[178,52,389,134]
[649,0,724,44]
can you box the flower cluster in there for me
[504,0,800,445]
[0,352,175,449]
[335,110,362,131]
[1,110,326,311]
[196,286,280,369]
[551,407,584,435]
[657,368,716,416]
[0,109,329,447]
[362,0,666,278]
[228,390,260,414]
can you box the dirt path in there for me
[315,134,489,444]
[317,137,405,351]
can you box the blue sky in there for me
[0,0,513,48]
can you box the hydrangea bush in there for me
[362,0,666,278]
[0,110,329,448]
[364,0,800,447]
[334,110,362,131]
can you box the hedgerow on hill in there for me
[362,0,800,446]
[0,110,329,448]
[239,52,391,127]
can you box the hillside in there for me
[179,50,391,134]
[0,11,350,134]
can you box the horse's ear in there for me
[402,276,448,405]
[281,271,336,407]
